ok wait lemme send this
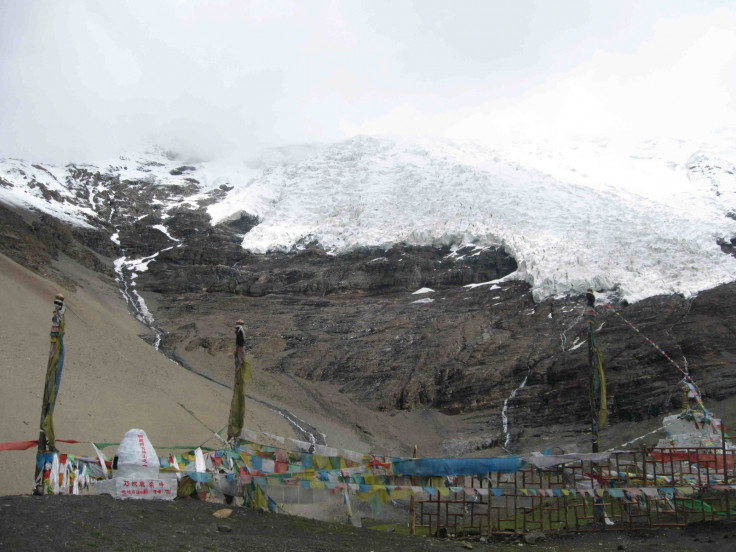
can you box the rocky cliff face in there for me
[147,240,736,450]
[128,195,736,450]
[2,148,736,453]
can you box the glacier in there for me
[230,135,736,303]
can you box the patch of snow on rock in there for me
[412,287,435,295]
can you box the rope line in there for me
[605,304,707,412]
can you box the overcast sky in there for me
[1,0,734,162]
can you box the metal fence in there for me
[415,446,736,536]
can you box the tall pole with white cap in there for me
[227,319,251,445]
[585,290,606,453]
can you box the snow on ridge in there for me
[0,158,95,228]
[1,149,264,230]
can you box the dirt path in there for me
[2,495,736,552]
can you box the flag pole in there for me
[585,289,605,453]
[34,293,66,494]
[409,444,418,535]
[227,319,251,445]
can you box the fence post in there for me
[410,444,418,535]
[486,475,493,538]
[722,422,731,520]
[641,445,648,487]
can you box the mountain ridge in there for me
[2,134,736,460]
[3,135,736,303]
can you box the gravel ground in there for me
[2,495,736,552]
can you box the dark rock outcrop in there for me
[140,242,516,297]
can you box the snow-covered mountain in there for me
[2,134,736,304]
[4,135,736,448]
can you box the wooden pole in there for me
[585,290,600,453]
[487,474,493,538]
[586,290,605,524]
[409,444,418,535]
[34,293,66,495]
[227,319,248,444]
[722,422,731,520]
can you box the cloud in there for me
[0,0,734,162]
[347,6,736,143]
[0,0,362,161]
